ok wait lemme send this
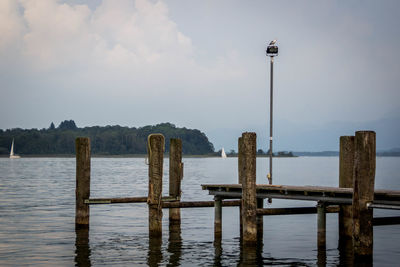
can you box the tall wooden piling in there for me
[339,136,355,240]
[352,131,376,258]
[241,132,257,245]
[169,138,183,223]
[148,134,165,237]
[75,137,91,229]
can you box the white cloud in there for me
[0,1,25,57]
[0,0,241,89]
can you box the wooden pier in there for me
[75,130,400,262]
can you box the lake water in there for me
[0,157,399,266]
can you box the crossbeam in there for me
[84,197,241,208]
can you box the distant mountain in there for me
[207,115,400,152]
[0,121,215,155]
[293,151,339,157]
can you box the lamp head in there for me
[266,40,278,57]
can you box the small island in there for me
[0,120,214,156]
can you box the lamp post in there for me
[266,40,278,186]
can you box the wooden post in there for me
[169,138,183,223]
[339,136,355,240]
[257,198,264,242]
[75,137,90,229]
[241,132,257,245]
[214,196,222,239]
[317,201,326,249]
[238,137,244,240]
[148,134,165,238]
[352,131,376,258]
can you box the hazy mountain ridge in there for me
[207,115,400,152]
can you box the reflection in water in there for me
[75,228,91,267]
[148,236,163,267]
[317,246,326,267]
[338,237,354,267]
[338,237,374,267]
[353,254,373,267]
[238,240,264,266]
[213,237,222,267]
[167,220,182,267]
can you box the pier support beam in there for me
[241,132,257,245]
[339,136,355,240]
[214,196,222,239]
[169,139,183,223]
[75,137,91,229]
[317,202,326,249]
[352,131,376,258]
[148,134,165,238]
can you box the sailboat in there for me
[10,139,21,159]
[221,148,227,158]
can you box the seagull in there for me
[269,39,277,45]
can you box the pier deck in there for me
[202,184,400,208]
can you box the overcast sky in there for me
[1,0,400,150]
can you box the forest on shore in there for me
[0,120,215,156]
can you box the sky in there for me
[1,0,400,151]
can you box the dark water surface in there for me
[0,157,399,266]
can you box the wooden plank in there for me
[84,198,240,207]
[162,200,240,208]
[85,196,179,204]
[256,206,339,216]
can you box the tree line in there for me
[0,120,215,155]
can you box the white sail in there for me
[10,139,21,159]
[221,148,227,158]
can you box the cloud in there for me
[0,0,243,93]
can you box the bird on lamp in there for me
[269,39,277,45]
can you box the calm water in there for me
[0,157,399,266]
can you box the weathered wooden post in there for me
[169,138,183,223]
[148,134,165,237]
[339,136,355,240]
[241,132,257,245]
[238,137,244,239]
[352,131,375,258]
[317,201,326,249]
[214,196,223,239]
[75,137,91,229]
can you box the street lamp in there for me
[266,40,278,186]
